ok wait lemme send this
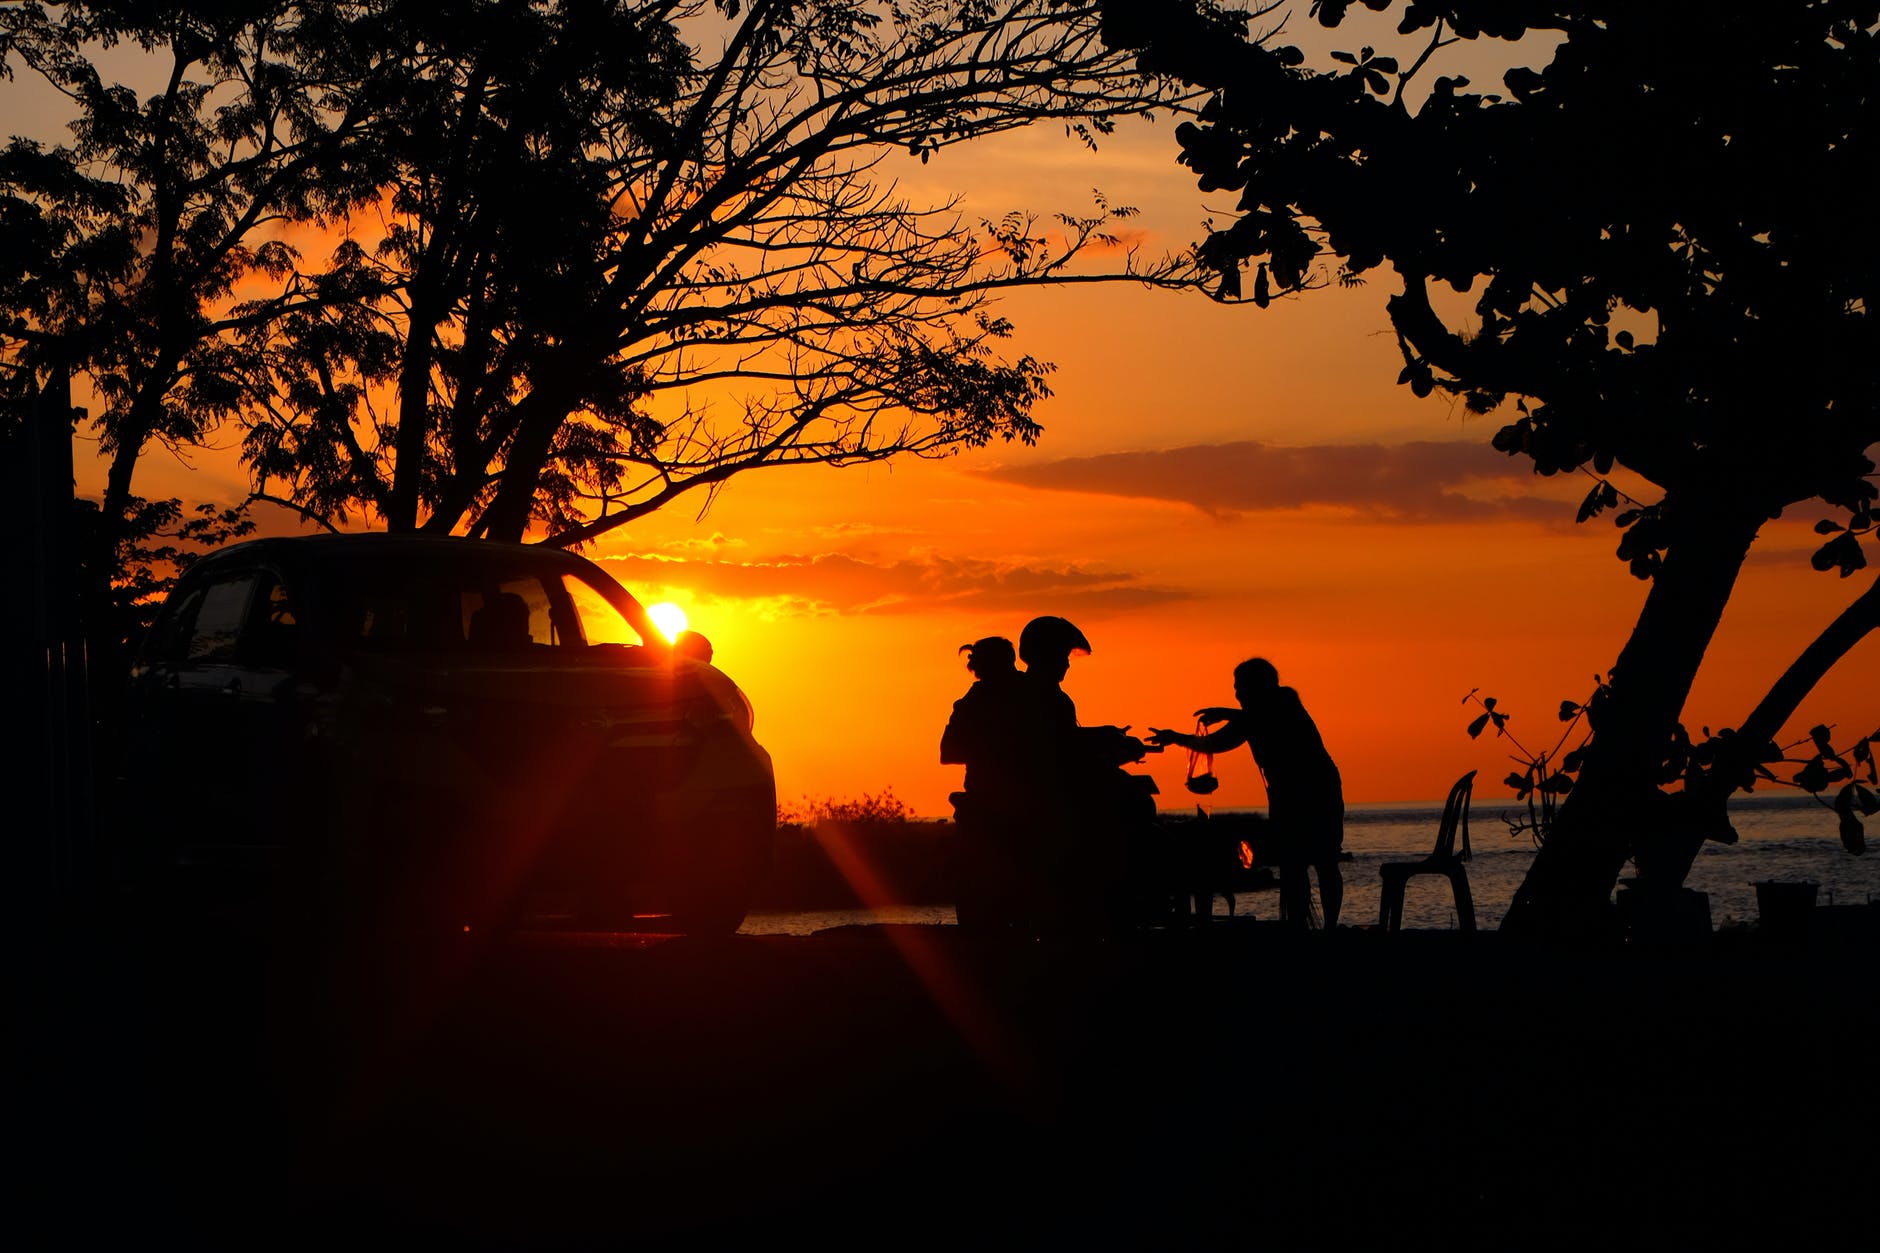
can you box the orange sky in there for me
[17,18,1878,818]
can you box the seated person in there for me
[468,592,534,650]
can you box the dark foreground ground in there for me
[17,909,1879,1250]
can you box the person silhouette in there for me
[673,629,714,664]
[1014,616,1150,932]
[941,636,1030,930]
[941,636,1020,787]
[943,617,1152,934]
[1149,658,1345,928]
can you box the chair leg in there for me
[1379,873,1402,933]
[1448,866,1477,933]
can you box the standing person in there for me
[1149,659,1345,928]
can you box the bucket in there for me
[1753,880,1818,942]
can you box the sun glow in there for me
[647,602,689,642]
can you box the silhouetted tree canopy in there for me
[4,0,1207,692]
[1101,0,1880,934]
[229,0,1208,543]
[3,0,392,670]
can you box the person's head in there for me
[673,629,714,664]
[1018,616,1090,684]
[1233,657,1280,707]
[959,636,1017,679]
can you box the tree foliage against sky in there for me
[3,0,392,655]
[1101,0,1880,932]
[228,0,1211,543]
[3,0,1208,660]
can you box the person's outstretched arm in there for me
[1147,713,1248,754]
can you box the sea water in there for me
[738,793,1880,936]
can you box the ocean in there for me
[739,792,1880,936]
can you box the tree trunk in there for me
[1499,502,1766,939]
[474,371,583,543]
[1639,570,1880,890]
[7,362,96,918]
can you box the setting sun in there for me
[647,602,689,642]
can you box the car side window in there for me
[145,584,207,665]
[184,575,260,663]
[243,574,299,668]
[504,577,555,645]
[461,577,555,649]
[564,574,643,646]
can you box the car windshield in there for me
[311,554,649,653]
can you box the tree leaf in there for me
[1811,530,1866,576]
[1559,700,1581,720]
[1839,812,1866,855]
[1467,712,1491,739]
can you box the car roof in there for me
[194,532,597,573]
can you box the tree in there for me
[1099,0,1880,935]
[2,0,396,676]
[239,0,1210,544]
[3,0,398,903]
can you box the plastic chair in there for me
[1378,771,1477,933]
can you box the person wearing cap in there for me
[1149,658,1345,928]
[1017,616,1151,931]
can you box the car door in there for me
[220,568,317,863]
[162,569,265,866]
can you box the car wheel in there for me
[670,835,766,936]
[671,888,750,937]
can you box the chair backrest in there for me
[1431,770,1477,862]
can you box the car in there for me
[114,533,775,937]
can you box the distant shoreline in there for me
[900,790,1827,823]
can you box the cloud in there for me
[658,531,746,556]
[789,521,921,540]
[974,439,1572,523]
[595,548,1190,617]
